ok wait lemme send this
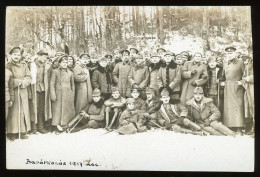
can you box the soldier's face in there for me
[67,57,74,67]
[136,58,143,65]
[182,55,188,63]
[208,60,217,68]
[127,103,135,110]
[194,54,202,63]
[151,57,160,63]
[226,52,236,60]
[164,55,172,63]
[175,56,183,65]
[112,91,120,99]
[194,93,203,102]
[93,95,101,102]
[131,91,140,99]
[60,60,68,69]
[11,52,21,62]
[75,60,81,66]
[146,93,154,101]
[91,58,97,63]
[38,55,48,63]
[99,60,108,67]
[161,96,170,104]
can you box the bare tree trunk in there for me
[158,7,164,44]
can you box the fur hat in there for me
[194,87,204,94]
[92,88,101,96]
[146,87,155,94]
[161,88,170,97]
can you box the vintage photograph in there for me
[5,6,254,171]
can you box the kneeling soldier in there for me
[186,87,236,136]
[59,88,105,133]
[157,88,204,135]
[117,98,147,135]
[130,88,146,111]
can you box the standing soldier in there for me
[242,56,254,135]
[91,58,112,101]
[180,52,208,105]
[74,53,93,115]
[148,53,161,97]
[220,46,245,134]
[157,51,182,100]
[112,50,132,98]
[50,55,75,134]
[128,54,150,99]
[6,47,32,140]
[29,49,50,134]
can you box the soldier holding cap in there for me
[6,47,32,140]
[220,46,245,134]
[186,87,236,136]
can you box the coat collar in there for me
[186,97,213,111]
[228,58,238,65]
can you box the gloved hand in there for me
[191,81,197,86]
[191,70,197,76]
[204,119,211,126]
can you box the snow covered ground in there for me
[6,129,254,171]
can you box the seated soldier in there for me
[130,88,146,111]
[186,87,236,136]
[104,86,126,129]
[157,88,204,136]
[117,98,147,135]
[142,87,162,129]
[58,88,105,133]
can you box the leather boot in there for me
[46,119,53,132]
[187,121,201,131]
[30,121,38,134]
[37,113,48,134]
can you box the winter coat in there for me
[149,65,160,96]
[242,61,254,119]
[91,66,112,95]
[28,60,52,123]
[112,61,132,98]
[6,61,32,133]
[50,68,75,126]
[82,100,105,122]
[128,63,150,98]
[5,68,14,103]
[74,64,93,115]
[134,97,146,110]
[157,102,188,126]
[186,97,221,124]
[157,64,182,99]
[180,61,208,105]
[222,59,245,127]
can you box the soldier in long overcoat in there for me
[6,47,32,140]
[5,68,14,120]
[242,56,254,134]
[220,47,245,133]
[128,54,150,99]
[112,50,132,98]
[180,52,208,105]
[157,52,182,100]
[50,56,75,132]
[74,53,93,115]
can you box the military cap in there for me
[79,53,90,59]
[92,88,101,96]
[146,87,155,94]
[207,56,216,63]
[225,46,236,53]
[126,98,135,105]
[121,49,130,55]
[181,51,189,57]
[129,47,139,54]
[57,54,68,63]
[131,88,140,93]
[55,51,66,57]
[151,53,160,57]
[164,51,175,56]
[9,46,22,55]
[157,48,166,53]
[105,54,113,59]
[161,88,170,97]
[194,87,204,94]
[99,57,107,62]
[111,86,120,93]
[37,48,49,56]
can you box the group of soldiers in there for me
[5,44,254,141]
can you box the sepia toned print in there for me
[6,6,254,171]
